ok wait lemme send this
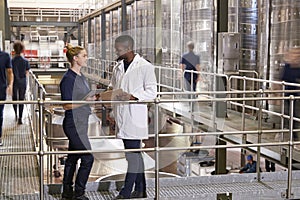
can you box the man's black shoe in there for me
[61,198,72,200]
[62,191,73,200]
[61,195,73,200]
[61,185,73,200]
[130,191,147,198]
[73,194,89,200]
[113,194,129,199]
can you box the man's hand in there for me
[112,89,131,101]
[100,89,136,101]
[197,76,201,82]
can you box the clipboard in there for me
[83,89,106,100]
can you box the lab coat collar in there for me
[117,53,142,72]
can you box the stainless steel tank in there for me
[266,1,300,124]
[45,107,102,149]
[182,0,214,93]
[144,115,190,174]
[228,0,264,114]
[90,139,155,177]
[90,138,125,160]
[228,0,260,71]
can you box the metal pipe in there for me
[82,61,300,97]
[241,76,247,165]
[0,136,293,156]
[230,75,300,88]
[38,88,44,200]
[35,82,39,147]
[158,89,300,95]
[238,70,259,78]
[41,141,290,156]
[257,89,263,181]
[229,101,300,123]
[44,111,53,184]
[45,127,293,142]
[287,95,294,199]
[154,99,160,200]
[281,83,286,142]
[3,93,300,111]
[154,129,289,138]
[11,68,300,199]
[121,0,127,32]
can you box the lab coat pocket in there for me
[129,104,147,129]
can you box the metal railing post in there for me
[257,89,263,181]
[38,89,45,200]
[281,82,286,141]
[287,95,294,199]
[154,98,160,200]
[241,76,247,164]
[242,76,246,131]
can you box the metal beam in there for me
[101,12,106,59]
[88,18,91,43]
[78,23,81,46]
[78,0,134,23]
[10,21,78,27]
[0,0,10,50]
[154,0,162,65]
[4,0,10,40]
[215,0,228,175]
[121,0,127,32]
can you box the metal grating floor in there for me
[0,104,40,197]
[42,173,300,200]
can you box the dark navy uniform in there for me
[0,51,12,138]
[12,55,30,121]
[60,69,94,198]
[180,51,200,91]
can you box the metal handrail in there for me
[3,67,300,199]
[0,96,299,199]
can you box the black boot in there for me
[62,185,73,200]
[73,194,89,200]
[130,191,147,198]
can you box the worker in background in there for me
[281,47,300,141]
[108,35,157,199]
[0,48,13,146]
[239,155,258,173]
[12,41,30,124]
[60,44,95,200]
[180,41,201,92]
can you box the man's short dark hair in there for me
[187,41,194,50]
[115,35,134,50]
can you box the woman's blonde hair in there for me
[65,43,85,64]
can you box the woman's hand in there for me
[85,95,97,101]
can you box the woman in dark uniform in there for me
[12,41,30,124]
[60,44,94,200]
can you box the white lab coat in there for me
[109,54,157,139]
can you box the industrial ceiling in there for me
[7,0,86,9]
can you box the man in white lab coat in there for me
[110,35,157,199]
